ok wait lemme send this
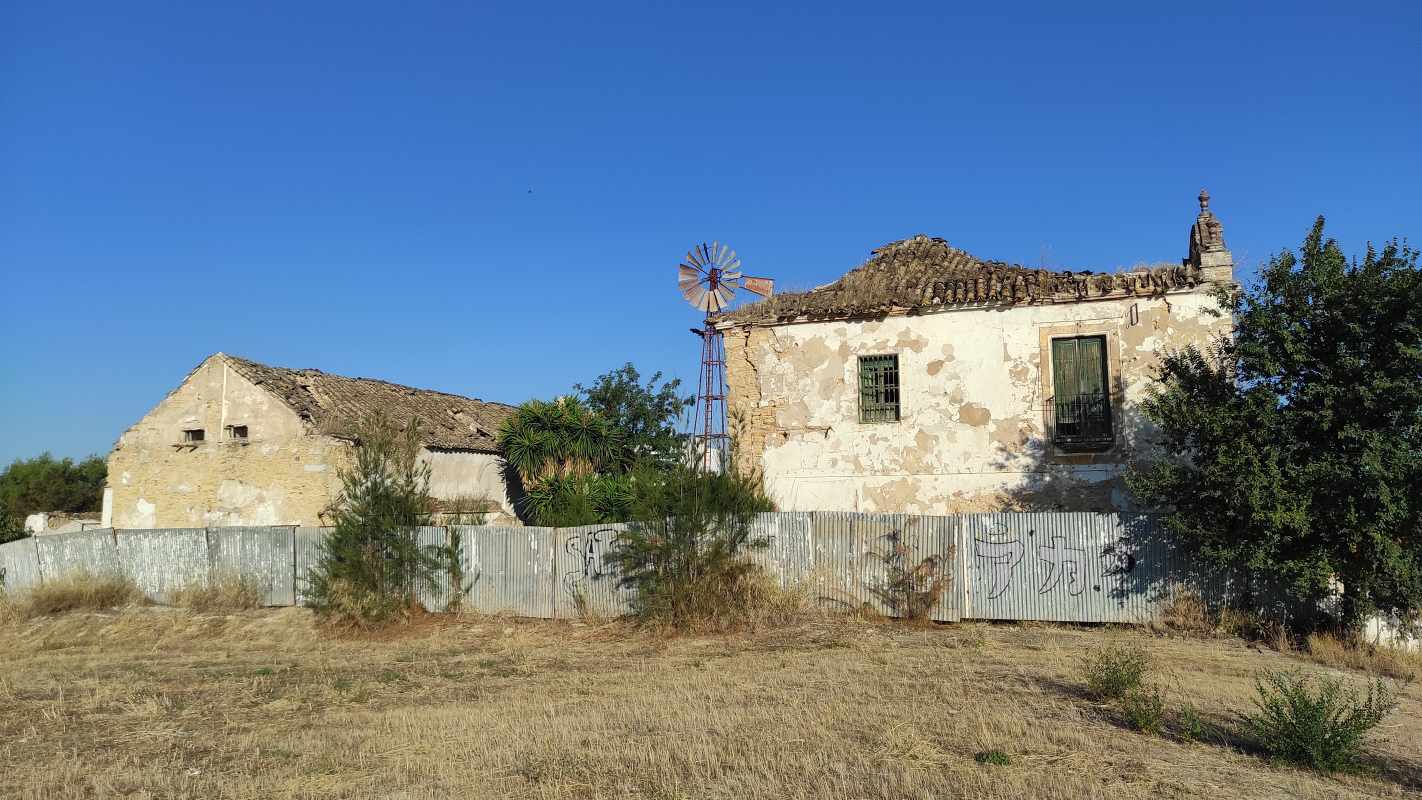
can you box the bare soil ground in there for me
[1,608,1419,799]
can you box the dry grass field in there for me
[1,607,1419,799]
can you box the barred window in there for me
[858,355,900,423]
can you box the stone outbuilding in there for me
[103,353,519,528]
[714,192,1236,513]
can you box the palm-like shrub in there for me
[498,398,630,525]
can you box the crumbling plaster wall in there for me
[107,356,347,528]
[423,449,519,525]
[724,289,1230,513]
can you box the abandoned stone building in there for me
[714,191,1236,513]
[103,353,518,529]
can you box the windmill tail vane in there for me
[678,241,773,472]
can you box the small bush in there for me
[172,572,264,612]
[974,750,1010,766]
[1082,642,1151,700]
[14,569,144,617]
[605,462,774,631]
[308,413,455,626]
[1121,685,1167,735]
[1240,669,1400,772]
[1175,703,1212,743]
[1160,592,1214,633]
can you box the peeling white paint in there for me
[730,290,1229,513]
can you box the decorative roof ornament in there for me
[1183,188,1234,285]
[1189,188,1228,263]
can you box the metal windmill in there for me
[679,241,773,472]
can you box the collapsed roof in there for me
[218,353,514,452]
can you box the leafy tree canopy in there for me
[0,453,106,524]
[499,364,692,526]
[0,504,25,545]
[575,363,692,471]
[1129,218,1422,631]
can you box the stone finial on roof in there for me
[1186,188,1233,283]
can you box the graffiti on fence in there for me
[562,528,619,598]
[973,525,1025,599]
[972,523,1146,600]
[1036,534,1086,596]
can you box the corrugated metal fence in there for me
[0,512,1198,624]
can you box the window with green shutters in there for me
[858,355,900,423]
[1048,335,1114,450]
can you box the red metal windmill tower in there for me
[678,242,773,472]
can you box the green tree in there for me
[0,502,26,545]
[0,453,106,519]
[1128,218,1422,632]
[575,363,692,471]
[307,413,453,624]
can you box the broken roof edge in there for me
[712,234,1219,327]
[214,352,515,453]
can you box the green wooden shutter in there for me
[1052,336,1108,399]
[1076,336,1107,397]
[1051,338,1080,424]
[1050,335,1113,449]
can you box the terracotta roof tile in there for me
[714,235,1203,325]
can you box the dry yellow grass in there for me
[0,569,145,619]
[1,608,1419,799]
[1304,632,1422,682]
[170,571,265,613]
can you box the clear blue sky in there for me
[3,2,1419,465]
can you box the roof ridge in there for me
[219,353,511,406]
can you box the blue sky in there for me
[2,2,1419,464]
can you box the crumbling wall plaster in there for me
[726,290,1229,513]
[108,356,521,528]
[424,449,519,525]
[107,357,351,528]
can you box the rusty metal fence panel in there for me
[34,529,121,578]
[413,526,456,612]
[0,514,1230,625]
[959,512,1172,623]
[464,526,557,617]
[753,512,813,588]
[293,527,325,606]
[552,523,631,618]
[805,512,960,622]
[0,537,43,595]
[116,529,210,604]
[208,527,297,606]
